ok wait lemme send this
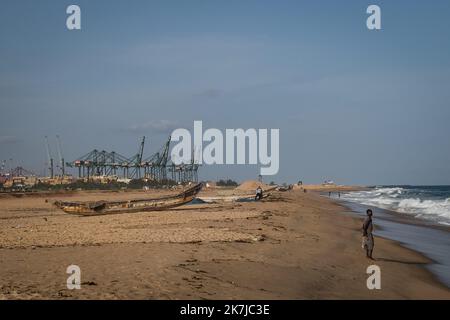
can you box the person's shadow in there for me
[375,257,427,265]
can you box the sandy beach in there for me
[0,188,449,299]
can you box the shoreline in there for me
[323,193,450,289]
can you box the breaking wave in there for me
[340,186,450,225]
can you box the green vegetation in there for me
[216,179,238,187]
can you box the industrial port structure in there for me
[1,135,199,189]
[66,136,199,183]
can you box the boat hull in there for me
[53,183,203,216]
[198,193,269,203]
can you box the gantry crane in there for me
[66,135,198,183]
[44,136,54,178]
[56,135,65,176]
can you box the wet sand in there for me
[0,189,449,299]
[336,198,450,288]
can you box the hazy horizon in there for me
[1,0,450,185]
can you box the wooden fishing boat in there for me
[198,193,270,203]
[53,183,203,216]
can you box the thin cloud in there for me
[194,88,223,99]
[0,135,21,145]
[125,120,180,134]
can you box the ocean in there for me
[334,186,450,288]
[339,186,450,226]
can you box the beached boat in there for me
[198,193,270,203]
[53,183,203,216]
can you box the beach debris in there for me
[255,234,267,241]
[277,184,293,192]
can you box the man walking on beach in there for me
[362,209,375,260]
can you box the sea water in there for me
[340,186,450,226]
[336,186,450,288]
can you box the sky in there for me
[1,0,450,185]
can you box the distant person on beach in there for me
[362,209,375,260]
[255,186,263,201]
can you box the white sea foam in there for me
[340,187,450,224]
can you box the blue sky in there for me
[1,0,450,184]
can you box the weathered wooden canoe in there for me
[53,183,203,216]
[198,193,270,203]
